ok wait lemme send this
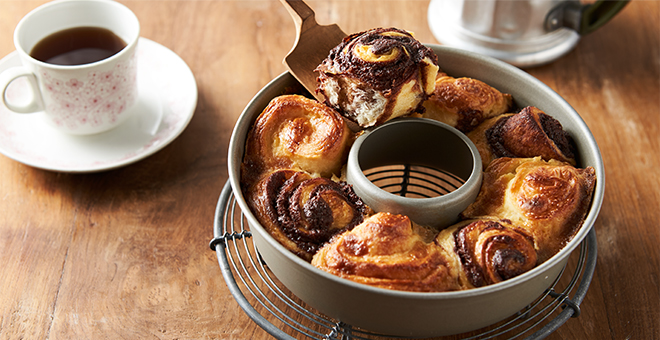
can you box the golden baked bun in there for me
[422,73,513,132]
[467,106,576,169]
[241,94,353,185]
[312,212,464,292]
[461,157,596,261]
[437,218,538,288]
[315,27,439,128]
[247,169,371,261]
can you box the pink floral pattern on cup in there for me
[40,54,137,131]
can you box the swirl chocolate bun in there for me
[461,157,596,261]
[422,73,513,133]
[437,218,538,288]
[312,212,464,292]
[467,106,576,169]
[247,169,371,261]
[241,95,354,185]
[315,27,439,128]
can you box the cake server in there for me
[280,0,347,101]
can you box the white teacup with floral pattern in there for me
[0,0,140,135]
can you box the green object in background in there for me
[546,0,630,35]
[581,0,630,34]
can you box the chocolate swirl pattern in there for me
[461,157,596,261]
[312,213,537,291]
[467,106,576,169]
[247,169,371,261]
[241,94,353,185]
[422,73,513,133]
[446,219,537,287]
[315,27,439,128]
[312,212,464,292]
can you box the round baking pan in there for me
[226,45,604,337]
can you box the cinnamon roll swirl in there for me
[438,218,538,288]
[422,73,513,132]
[312,212,464,292]
[467,106,576,169]
[241,95,354,185]
[315,27,439,128]
[461,157,596,261]
[247,169,371,261]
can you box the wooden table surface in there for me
[0,1,658,339]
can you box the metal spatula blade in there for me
[280,0,347,102]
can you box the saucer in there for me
[0,37,197,173]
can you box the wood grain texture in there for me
[0,1,658,339]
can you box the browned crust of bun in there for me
[312,213,539,291]
[466,113,513,168]
[422,73,513,132]
[312,212,465,292]
[247,169,371,261]
[450,218,537,287]
[467,106,576,169]
[488,106,576,164]
[241,94,353,186]
[460,157,596,261]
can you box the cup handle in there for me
[0,66,45,114]
[545,0,629,35]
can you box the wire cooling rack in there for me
[211,173,597,340]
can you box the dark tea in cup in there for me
[30,26,127,66]
[0,0,140,134]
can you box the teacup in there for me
[0,0,140,135]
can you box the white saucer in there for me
[0,37,197,173]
